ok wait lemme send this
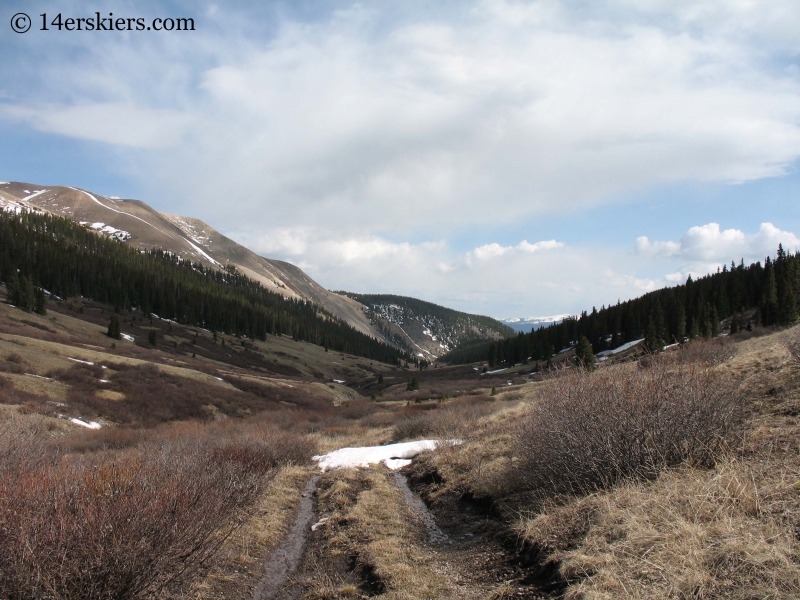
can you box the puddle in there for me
[253,474,320,600]
[394,472,449,545]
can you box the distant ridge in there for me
[500,314,571,333]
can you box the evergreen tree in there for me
[574,336,596,371]
[730,313,739,334]
[5,271,19,306]
[33,287,47,315]
[778,275,798,326]
[674,301,686,342]
[107,315,121,340]
[18,276,34,312]
[710,306,720,337]
[148,329,157,345]
[645,302,666,351]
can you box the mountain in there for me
[500,314,571,333]
[0,181,381,341]
[0,181,508,356]
[338,293,514,360]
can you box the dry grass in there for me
[516,458,800,599]
[315,468,450,599]
[510,329,800,599]
[188,465,316,599]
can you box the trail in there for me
[252,475,320,600]
[398,466,552,599]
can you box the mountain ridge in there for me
[0,180,507,356]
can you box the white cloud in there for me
[467,239,564,264]
[638,222,800,264]
[6,1,800,237]
[1,103,192,149]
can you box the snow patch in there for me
[313,439,460,472]
[67,357,94,365]
[120,333,134,342]
[595,338,645,358]
[70,418,101,429]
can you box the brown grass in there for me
[312,468,450,599]
[517,459,800,599]
[189,464,315,599]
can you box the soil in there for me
[402,461,562,599]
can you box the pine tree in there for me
[777,275,798,326]
[710,306,720,337]
[674,301,686,342]
[18,276,34,312]
[107,315,121,340]
[148,329,157,345]
[574,335,596,371]
[34,287,47,315]
[5,272,19,306]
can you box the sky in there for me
[2,0,800,319]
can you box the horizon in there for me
[3,1,799,320]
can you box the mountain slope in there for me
[338,293,514,360]
[0,181,382,341]
[0,180,511,356]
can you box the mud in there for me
[393,471,450,545]
[252,475,320,600]
[402,461,560,598]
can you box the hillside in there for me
[445,245,800,366]
[0,181,383,342]
[0,181,509,357]
[338,292,515,361]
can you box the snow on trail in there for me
[314,440,460,472]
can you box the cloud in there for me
[468,239,564,262]
[0,103,193,149]
[5,1,800,237]
[637,222,800,264]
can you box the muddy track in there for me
[253,475,321,600]
[401,463,563,599]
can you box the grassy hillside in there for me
[0,210,406,364]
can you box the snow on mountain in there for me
[500,314,572,333]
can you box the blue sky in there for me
[2,0,800,318]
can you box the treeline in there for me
[0,210,408,364]
[443,246,799,366]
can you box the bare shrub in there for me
[514,361,744,499]
[673,337,738,366]
[786,328,800,365]
[394,397,499,440]
[0,416,315,599]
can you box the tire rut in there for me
[253,474,320,600]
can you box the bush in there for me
[0,417,315,599]
[514,358,744,499]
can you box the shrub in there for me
[0,418,314,600]
[514,359,744,499]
